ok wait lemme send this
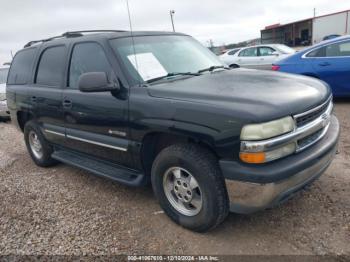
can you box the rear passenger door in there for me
[62,41,133,168]
[30,45,67,145]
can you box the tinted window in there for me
[307,41,350,57]
[0,68,9,84]
[7,48,36,85]
[238,48,258,57]
[36,46,66,86]
[259,47,275,56]
[307,47,326,58]
[69,42,112,89]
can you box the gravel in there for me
[0,101,349,255]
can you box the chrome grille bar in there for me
[241,99,333,153]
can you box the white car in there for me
[219,44,296,70]
[0,65,10,119]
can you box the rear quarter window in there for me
[7,48,37,85]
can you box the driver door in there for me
[62,41,134,168]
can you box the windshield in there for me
[274,45,295,54]
[0,68,9,84]
[110,35,224,83]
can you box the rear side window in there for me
[7,48,36,85]
[69,42,112,89]
[36,46,66,86]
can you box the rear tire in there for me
[151,143,229,232]
[24,121,58,167]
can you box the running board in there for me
[52,150,147,186]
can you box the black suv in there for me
[6,30,340,232]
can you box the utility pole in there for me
[313,8,316,18]
[170,10,175,32]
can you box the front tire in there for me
[151,144,229,232]
[24,121,57,167]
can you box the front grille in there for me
[295,99,330,128]
[297,128,323,149]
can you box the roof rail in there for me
[63,30,128,36]
[24,30,128,48]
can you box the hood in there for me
[146,69,331,122]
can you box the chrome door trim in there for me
[66,134,127,152]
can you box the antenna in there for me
[125,0,139,81]
[10,50,14,59]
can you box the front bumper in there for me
[221,115,340,214]
[0,100,10,118]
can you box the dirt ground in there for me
[0,102,349,256]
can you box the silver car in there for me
[0,65,10,119]
[219,44,296,70]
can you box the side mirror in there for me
[272,51,279,56]
[78,72,120,93]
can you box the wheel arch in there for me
[16,111,35,132]
[140,131,218,177]
[229,64,240,68]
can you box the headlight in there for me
[240,116,294,140]
[240,116,296,164]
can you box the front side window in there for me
[239,48,258,57]
[69,42,113,89]
[0,68,9,84]
[110,35,224,83]
[7,48,37,85]
[36,46,66,86]
[307,41,350,58]
[259,47,275,56]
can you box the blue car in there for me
[273,36,350,97]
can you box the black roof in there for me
[23,30,187,48]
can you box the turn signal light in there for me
[239,152,266,164]
[272,65,280,71]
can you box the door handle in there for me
[62,99,73,109]
[319,62,330,66]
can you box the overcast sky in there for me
[0,0,349,63]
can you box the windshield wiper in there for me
[146,72,200,84]
[197,65,228,74]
